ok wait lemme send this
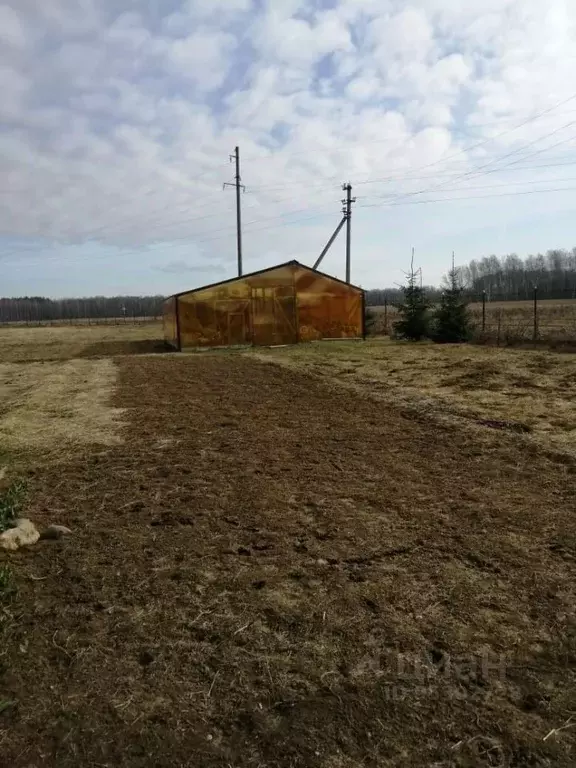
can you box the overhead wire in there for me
[8,90,576,252]
[361,175,576,199]
[6,91,576,269]
[243,92,576,169]
[5,179,576,273]
[247,91,576,192]
[5,208,339,271]
[358,185,576,209]
[365,120,576,207]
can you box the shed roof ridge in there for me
[167,259,363,299]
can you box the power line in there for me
[3,208,340,272]
[372,120,576,207]
[243,92,576,169]
[7,95,576,252]
[362,175,576,199]
[248,91,576,191]
[358,185,576,209]
[6,92,576,255]
[5,182,576,273]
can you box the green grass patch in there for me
[0,565,12,594]
[0,480,26,533]
[0,699,17,715]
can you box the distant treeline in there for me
[366,286,442,307]
[458,248,576,299]
[366,248,576,305]
[4,247,576,322]
[0,295,164,323]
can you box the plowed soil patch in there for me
[2,355,576,767]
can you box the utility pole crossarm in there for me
[223,146,245,277]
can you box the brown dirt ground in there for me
[2,354,576,767]
[252,340,576,459]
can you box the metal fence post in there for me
[482,290,486,332]
[384,298,388,334]
[533,286,538,343]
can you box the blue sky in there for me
[1,0,576,297]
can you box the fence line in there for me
[370,289,576,345]
[0,315,160,328]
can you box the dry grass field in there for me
[1,326,576,766]
[0,359,125,455]
[0,322,164,363]
[371,297,576,342]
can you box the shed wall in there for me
[177,265,297,348]
[171,263,364,349]
[163,297,179,349]
[294,266,363,341]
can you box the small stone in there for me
[316,558,329,566]
[40,524,73,541]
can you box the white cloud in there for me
[346,73,383,102]
[252,9,352,68]
[164,28,236,90]
[0,65,30,120]
[0,5,27,49]
[164,0,252,32]
[1,0,576,296]
[369,7,434,61]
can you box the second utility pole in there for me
[343,183,356,284]
[224,146,245,277]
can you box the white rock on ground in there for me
[0,519,40,551]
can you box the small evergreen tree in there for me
[393,258,430,341]
[431,258,472,343]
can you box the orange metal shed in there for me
[163,260,365,350]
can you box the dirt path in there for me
[2,355,576,767]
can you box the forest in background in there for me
[367,247,576,305]
[457,248,576,299]
[2,247,576,322]
[0,295,164,323]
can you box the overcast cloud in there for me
[1,0,576,296]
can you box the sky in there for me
[2,0,576,297]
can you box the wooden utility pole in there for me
[224,146,245,277]
[343,183,356,284]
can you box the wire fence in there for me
[0,315,160,328]
[370,288,576,346]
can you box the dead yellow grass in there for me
[0,322,163,363]
[0,358,125,453]
[252,339,576,457]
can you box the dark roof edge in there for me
[166,260,364,299]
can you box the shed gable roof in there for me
[169,260,364,299]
